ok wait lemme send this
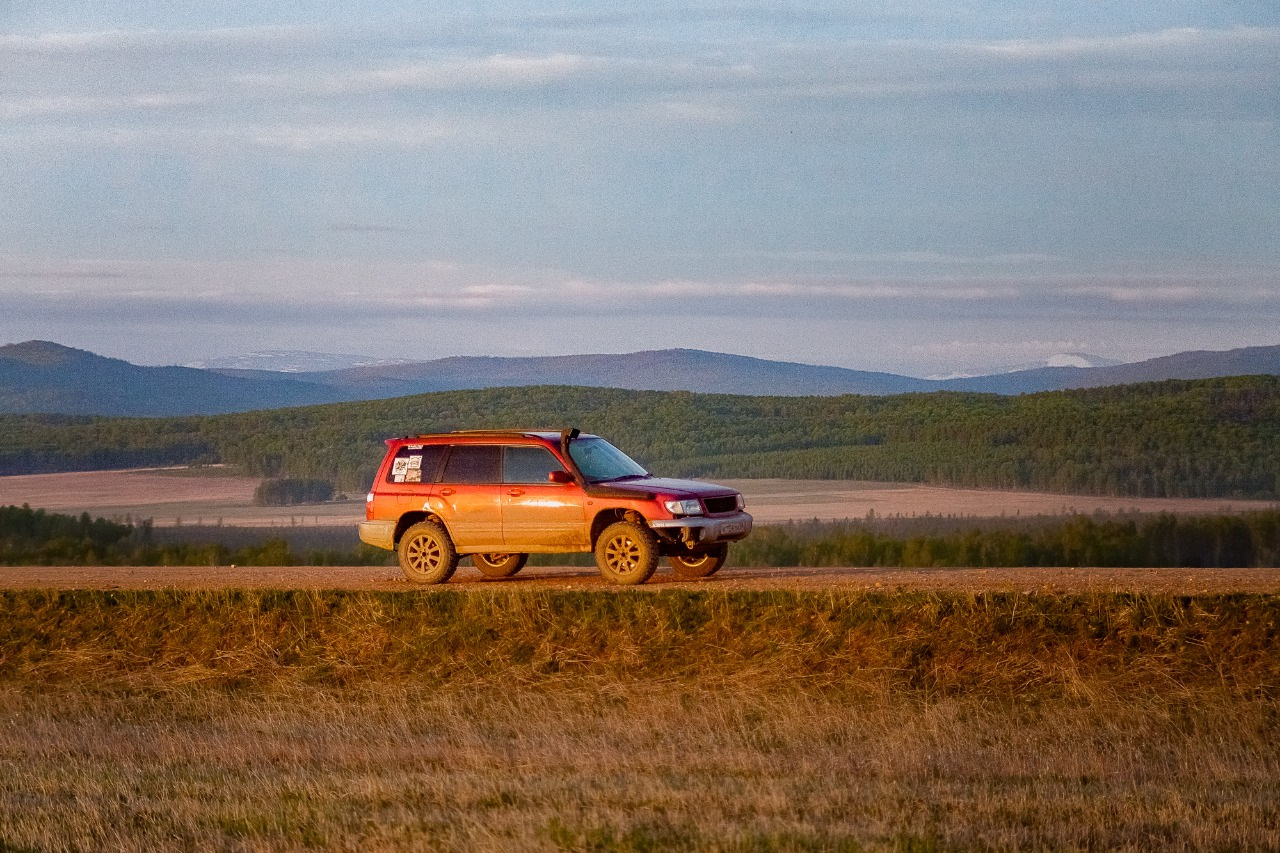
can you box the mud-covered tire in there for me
[398,521,458,584]
[472,553,528,578]
[594,521,660,585]
[669,543,728,578]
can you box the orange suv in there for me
[358,428,752,585]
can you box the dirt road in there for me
[3,563,1278,594]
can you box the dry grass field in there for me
[0,467,360,528]
[1,467,1275,529]
[4,469,1280,850]
[1,588,1279,851]
[3,684,1276,851]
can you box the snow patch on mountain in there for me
[927,352,1122,380]
[186,351,414,373]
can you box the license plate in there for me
[720,521,746,536]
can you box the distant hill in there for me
[0,341,340,416]
[941,346,1280,394]
[2,339,1279,416]
[274,349,939,397]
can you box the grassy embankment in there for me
[2,588,1278,850]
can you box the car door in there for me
[501,444,588,551]
[432,444,504,550]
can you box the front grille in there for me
[704,496,737,515]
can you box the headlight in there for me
[736,494,746,511]
[663,498,703,516]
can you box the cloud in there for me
[0,93,209,121]
[329,53,593,92]
[0,25,322,54]
[248,121,453,150]
[975,25,1280,60]
[707,250,1060,267]
[8,17,1275,136]
[4,255,1277,326]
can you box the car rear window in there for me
[441,445,503,484]
[386,444,446,484]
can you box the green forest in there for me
[6,504,1279,569]
[0,505,384,567]
[733,511,1280,569]
[2,376,1279,498]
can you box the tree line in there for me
[6,503,1279,569]
[0,504,387,566]
[732,511,1280,569]
[2,376,1279,498]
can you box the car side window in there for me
[386,444,446,484]
[441,445,502,484]
[504,445,567,484]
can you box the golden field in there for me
[1,588,1277,851]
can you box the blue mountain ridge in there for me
[2,340,1278,417]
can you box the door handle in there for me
[439,488,455,496]
[507,488,524,496]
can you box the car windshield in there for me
[568,437,649,483]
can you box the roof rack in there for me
[444,429,554,437]
[398,428,585,440]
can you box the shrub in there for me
[252,478,335,506]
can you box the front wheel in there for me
[398,521,458,584]
[472,553,528,578]
[669,544,728,578]
[595,521,659,585]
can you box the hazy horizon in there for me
[6,336,1276,384]
[3,2,1277,376]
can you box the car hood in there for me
[593,476,738,499]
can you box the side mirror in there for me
[547,470,574,484]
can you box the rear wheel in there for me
[595,521,659,585]
[398,521,458,584]
[472,552,528,578]
[669,543,728,578]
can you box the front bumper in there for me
[650,511,753,545]
[358,520,396,551]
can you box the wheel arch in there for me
[589,508,647,549]
[394,511,450,545]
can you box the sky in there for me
[1,2,1277,377]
